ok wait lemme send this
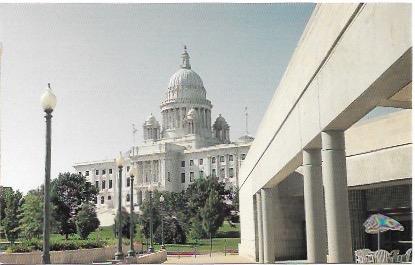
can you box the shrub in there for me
[5,239,106,253]
[215,230,240,238]
[5,244,32,253]
[154,216,186,244]
[113,208,137,239]
[75,203,100,239]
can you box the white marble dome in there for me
[168,68,204,89]
[162,46,208,105]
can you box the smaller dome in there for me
[144,113,159,127]
[213,114,229,130]
[187,108,197,120]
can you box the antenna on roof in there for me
[132,123,138,147]
[245,106,249,135]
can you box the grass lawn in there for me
[141,238,240,254]
[139,221,241,254]
[7,221,240,254]
[217,221,239,233]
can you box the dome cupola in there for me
[213,114,230,144]
[143,113,160,142]
[161,46,210,106]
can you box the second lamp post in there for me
[148,185,154,253]
[114,152,125,261]
[127,165,138,257]
[159,194,165,250]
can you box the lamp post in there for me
[159,195,165,250]
[148,185,154,253]
[40,83,57,265]
[127,165,138,257]
[115,152,125,261]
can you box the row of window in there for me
[95,195,112,204]
[81,166,132,177]
[94,177,135,191]
[180,168,234,183]
[181,154,245,167]
[95,194,133,205]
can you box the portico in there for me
[238,3,411,263]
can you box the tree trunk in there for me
[210,233,212,257]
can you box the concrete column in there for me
[303,149,327,263]
[256,192,264,263]
[261,188,275,263]
[321,130,352,263]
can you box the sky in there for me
[0,3,315,192]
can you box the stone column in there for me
[207,110,211,130]
[179,108,183,129]
[303,149,327,263]
[206,156,211,176]
[161,111,165,129]
[169,109,173,129]
[321,131,352,263]
[176,108,180,128]
[261,188,275,263]
[256,192,264,263]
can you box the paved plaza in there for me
[165,253,252,264]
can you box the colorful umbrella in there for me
[363,213,404,250]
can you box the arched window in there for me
[100,196,104,204]
[126,194,130,202]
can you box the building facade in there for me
[238,3,411,263]
[73,47,253,225]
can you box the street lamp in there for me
[40,83,56,265]
[115,152,125,261]
[127,165,138,257]
[148,185,154,253]
[159,194,165,250]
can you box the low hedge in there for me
[215,230,240,238]
[6,239,107,253]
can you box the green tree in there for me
[0,186,10,239]
[189,215,205,243]
[138,194,161,240]
[75,202,100,239]
[113,207,137,239]
[154,216,186,244]
[185,177,231,238]
[51,172,98,239]
[229,187,240,223]
[19,193,43,239]
[2,188,22,244]
[201,190,225,256]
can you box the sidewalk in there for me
[165,252,252,263]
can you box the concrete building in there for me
[238,3,411,263]
[74,47,253,226]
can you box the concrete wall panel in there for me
[347,144,412,187]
